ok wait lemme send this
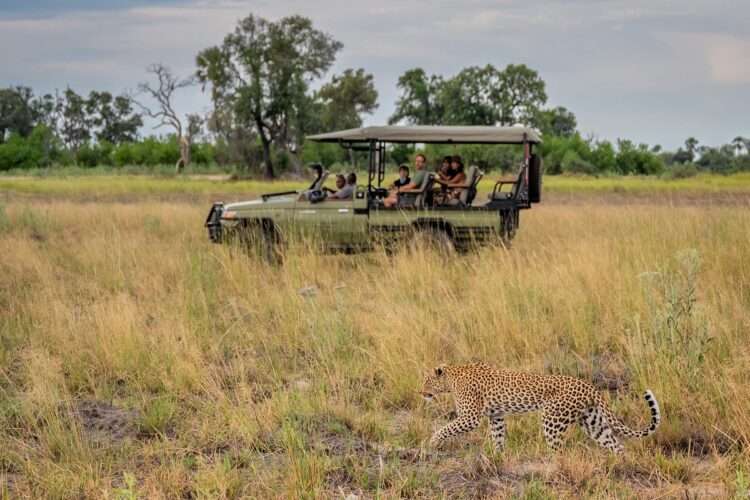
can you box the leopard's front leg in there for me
[429,415,480,448]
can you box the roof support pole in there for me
[368,140,376,192]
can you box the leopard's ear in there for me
[435,364,447,376]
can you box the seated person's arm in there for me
[397,181,420,192]
[329,185,354,200]
[444,174,467,188]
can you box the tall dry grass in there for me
[0,198,749,498]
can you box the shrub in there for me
[663,163,699,179]
[560,149,596,175]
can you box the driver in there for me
[383,154,427,208]
[299,163,324,201]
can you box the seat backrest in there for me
[510,163,527,200]
[312,170,330,191]
[413,173,435,208]
[458,166,479,205]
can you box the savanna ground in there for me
[1,174,750,498]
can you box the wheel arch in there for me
[411,217,456,239]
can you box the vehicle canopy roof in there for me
[306,125,542,145]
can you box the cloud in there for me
[684,33,750,84]
[0,0,748,148]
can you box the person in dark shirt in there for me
[392,164,411,188]
[308,163,323,190]
[384,154,428,207]
[437,156,454,182]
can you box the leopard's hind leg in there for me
[541,402,577,451]
[580,406,623,453]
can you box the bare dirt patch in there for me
[73,400,140,442]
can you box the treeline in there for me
[1,13,749,176]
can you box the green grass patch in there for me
[1,172,749,199]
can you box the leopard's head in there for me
[420,364,450,401]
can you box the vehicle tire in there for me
[236,220,284,265]
[501,209,518,242]
[409,227,455,257]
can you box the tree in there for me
[388,68,444,125]
[615,139,664,175]
[390,64,547,127]
[697,145,735,172]
[87,91,142,144]
[536,106,577,137]
[0,86,35,142]
[438,65,498,125]
[732,136,745,156]
[30,92,60,135]
[492,64,547,126]
[59,88,91,153]
[317,68,378,131]
[684,137,699,162]
[197,14,342,178]
[135,63,196,172]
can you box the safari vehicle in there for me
[205,125,542,255]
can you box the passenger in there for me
[299,163,324,201]
[438,161,467,203]
[308,163,323,190]
[391,165,411,189]
[383,154,427,208]
[450,155,464,179]
[437,156,454,182]
[328,172,356,200]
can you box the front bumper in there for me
[205,202,224,243]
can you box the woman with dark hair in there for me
[437,158,467,204]
[437,156,454,182]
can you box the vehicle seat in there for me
[489,163,526,200]
[457,166,484,206]
[398,173,435,209]
[299,170,330,201]
[312,170,330,191]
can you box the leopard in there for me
[420,362,660,453]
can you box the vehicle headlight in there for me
[221,210,238,220]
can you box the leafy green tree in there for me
[684,137,699,162]
[197,14,342,178]
[615,139,664,175]
[390,64,546,127]
[317,68,378,130]
[30,92,60,134]
[492,64,547,126]
[590,140,616,171]
[439,65,498,125]
[536,106,577,137]
[388,68,444,125]
[87,91,142,144]
[59,88,92,154]
[732,136,745,156]
[697,145,735,172]
[0,86,35,142]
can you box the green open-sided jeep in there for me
[205,125,542,255]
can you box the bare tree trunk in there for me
[175,135,190,174]
[258,127,274,179]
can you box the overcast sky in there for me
[1,0,748,149]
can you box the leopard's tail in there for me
[606,390,661,438]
